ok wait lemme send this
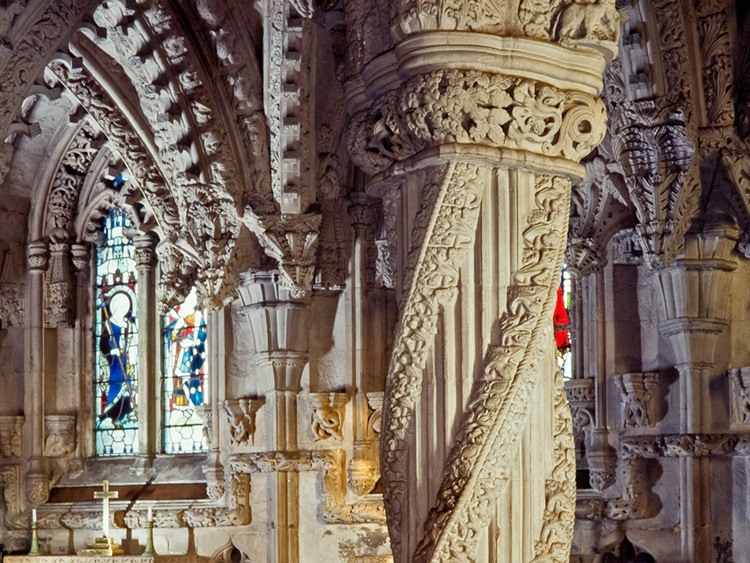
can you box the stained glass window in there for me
[162,287,208,453]
[94,208,139,456]
[554,265,573,380]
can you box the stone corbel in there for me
[614,372,659,428]
[0,464,25,531]
[305,392,348,442]
[0,415,24,458]
[347,392,383,497]
[586,428,617,492]
[564,379,595,464]
[44,414,75,457]
[365,392,383,438]
[605,458,657,521]
[244,209,322,299]
[729,367,750,426]
[223,398,265,448]
[612,99,700,268]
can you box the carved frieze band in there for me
[33,474,250,530]
[230,449,386,524]
[414,174,571,562]
[621,434,750,459]
[390,0,619,49]
[347,69,606,175]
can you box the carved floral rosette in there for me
[305,392,349,442]
[44,414,76,457]
[0,415,24,458]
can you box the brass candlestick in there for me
[28,521,42,556]
[142,519,156,557]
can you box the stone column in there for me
[237,271,309,563]
[655,223,739,561]
[342,3,618,561]
[26,241,49,505]
[71,243,90,461]
[347,192,380,495]
[134,233,157,467]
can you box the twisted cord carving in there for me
[414,174,571,562]
[380,161,486,560]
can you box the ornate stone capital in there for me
[44,414,75,457]
[223,398,265,448]
[133,233,157,271]
[305,392,349,442]
[27,241,49,272]
[348,68,606,176]
[614,372,659,429]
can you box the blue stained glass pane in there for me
[94,209,139,456]
[162,287,208,454]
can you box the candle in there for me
[32,508,36,523]
[147,506,152,521]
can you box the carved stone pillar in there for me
[26,240,49,505]
[342,2,618,560]
[134,233,157,467]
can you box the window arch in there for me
[94,208,139,456]
[90,201,209,457]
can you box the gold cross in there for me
[93,480,119,538]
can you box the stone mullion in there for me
[134,234,158,463]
